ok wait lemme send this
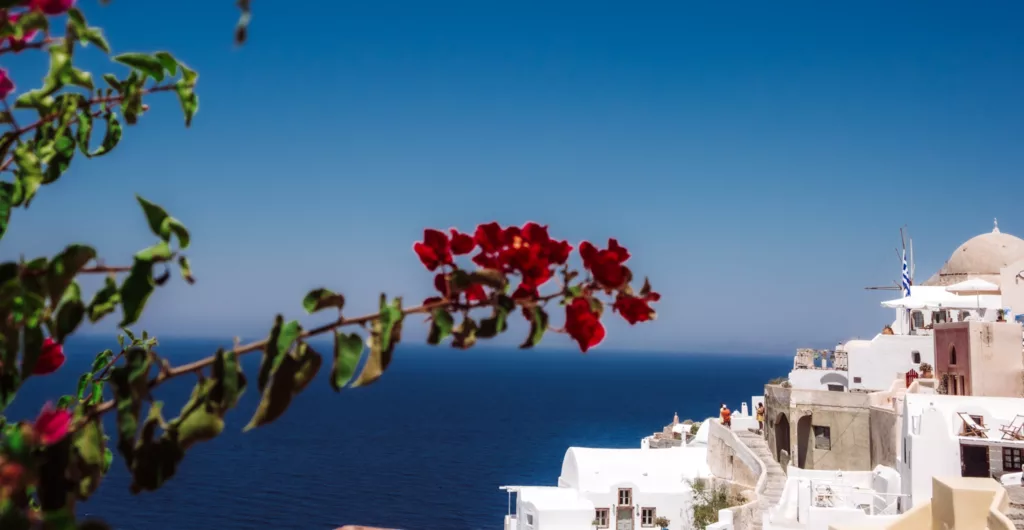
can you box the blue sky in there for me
[3,0,1024,353]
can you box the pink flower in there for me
[0,69,12,100]
[34,403,71,445]
[33,337,65,375]
[26,0,74,16]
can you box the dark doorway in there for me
[796,415,812,468]
[775,413,791,463]
[960,444,990,478]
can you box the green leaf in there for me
[174,382,224,450]
[42,131,76,184]
[76,373,91,399]
[477,294,515,339]
[56,395,73,409]
[47,244,96,303]
[76,107,93,154]
[134,241,173,262]
[175,66,199,127]
[209,348,246,411]
[302,288,345,314]
[177,255,195,284]
[245,343,322,431]
[153,51,178,76]
[87,276,120,322]
[452,316,478,350]
[330,332,363,391]
[71,417,106,499]
[90,349,113,373]
[12,142,44,207]
[54,285,85,344]
[113,53,166,82]
[135,195,189,249]
[101,73,122,92]
[84,111,121,158]
[519,306,549,349]
[352,295,404,387]
[256,315,301,393]
[118,259,156,327]
[82,28,110,54]
[427,308,454,345]
[0,183,11,241]
[109,346,152,468]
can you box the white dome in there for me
[923,221,1024,286]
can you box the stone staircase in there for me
[735,430,787,530]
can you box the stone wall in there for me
[708,420,762,488]
[707,421,765,530]
[869,405,899,468]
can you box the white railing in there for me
[806,480,907,516]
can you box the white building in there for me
[788,223,1024,393]
[762,466,904,530]
[502,446,711,530]
[899,393,1024,509]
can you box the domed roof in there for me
[923,220,1024,286]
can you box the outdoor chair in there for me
[1000,415,1024,441]
[958,412,987,438]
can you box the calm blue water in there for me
[7,337,789,530]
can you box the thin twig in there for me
[84,290,564,420]
[0,39,52,56]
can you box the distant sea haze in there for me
[11,337,790,530]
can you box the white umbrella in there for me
[881,297,927,310]
[945,278,1000,295]
[946,278,1000,315]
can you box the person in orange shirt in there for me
[720,403,731,427]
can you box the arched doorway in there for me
[796,415,812,468]
[775,413,791,463]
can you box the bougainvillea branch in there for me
[0,2,660,529]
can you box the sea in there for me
[6,336,791,530]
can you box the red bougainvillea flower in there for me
[413,229,453,271]
[33,403,71,445]
[565,297,605,353]
[579,239,631,290]
[469,221,572,294]
[26,0,75,16]
[0,68,13,100]
[613,292,660,325]
[449,229,475,255]
[33,337,65,375]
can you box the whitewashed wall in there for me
[846,335,934,391]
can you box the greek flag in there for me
[901,249,911,297]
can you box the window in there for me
[951,377,959,396]
[594,508,609,528]
[911,351,921,364]
[526,513,534,527]
[960,375,967,396]
[617,488,632,506]
[853,376,862,383]
[950,346,957,365]
[813,425,831,450]
[912,311,925,329]
[1004,448,1023,471]
[827,384,844,392]
[641,508,656,527]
